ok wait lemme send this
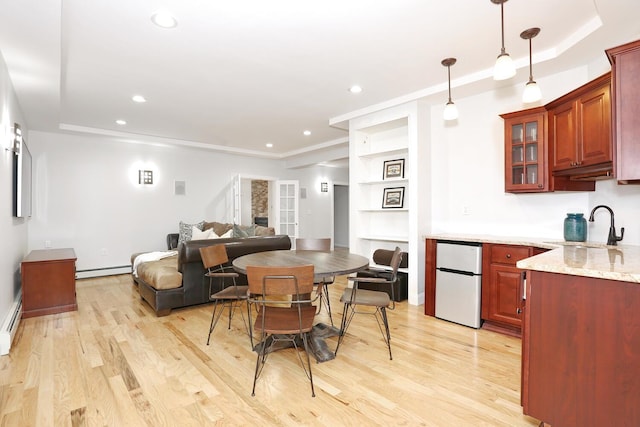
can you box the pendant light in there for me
[491,0,516,80]
[441,58,458,121]
[521,27,542,103]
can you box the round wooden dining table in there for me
[232,249,369,279]
[233,249,369,362]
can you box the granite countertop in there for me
[516,244,640,283]
[425,233,640,283]
[424,233,560,249]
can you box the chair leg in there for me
[300,332,316,397]
[246,300,254,349]
[251,331,268,397]
[334,302,350,355]
[321,282,334,327]
[380,307,392,360]
[206,300,225,345]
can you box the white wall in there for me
[426,62,640,246]
[0,51,27,331]
[296,165,349,241]
[26,131,343,274]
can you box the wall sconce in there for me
[521,27,542,103]
[139,170,153,185]
[441,58,459,121]
[491,0,516,80]
[320,182,328,192]
[6,122,21,154]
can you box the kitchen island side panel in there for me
[523,270,640,426]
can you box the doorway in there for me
[333,184,349,248]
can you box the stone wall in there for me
[251,180,268,223]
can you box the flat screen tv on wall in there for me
[12,139,32,218]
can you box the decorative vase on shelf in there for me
[564,213,587,242]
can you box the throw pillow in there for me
[219,229,233,238]
[178,220,205,245]
[204,221,233,237]
[233,224,255,238]
[191,226,215,241]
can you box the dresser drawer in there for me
[490,245,531,265]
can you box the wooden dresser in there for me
[21,248,77,318]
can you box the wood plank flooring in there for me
[0,274,541,426]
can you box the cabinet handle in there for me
[506,254,511,259]
[516,308,522,314]
[538,184,543,188]
[577,161,583,165]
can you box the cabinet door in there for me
[551,100,578,171]
[609,40,640,182]
[578,82,611,167]
[488,265,524,327]
[503,109,547,193]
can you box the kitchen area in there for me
[422,39,640,427]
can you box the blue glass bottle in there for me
[564,213,587,242]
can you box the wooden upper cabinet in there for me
[501,107,549,193]
[548,73,612,178]
[607,39,640,184]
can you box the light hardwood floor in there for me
[0,274,541,426]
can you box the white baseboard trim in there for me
[0,291,22,355]
[75,265,131,279]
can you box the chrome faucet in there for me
[588,205,624,246]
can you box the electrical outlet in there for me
[463,206,471,216]
[44,240,52,248]
[100,248,108,256]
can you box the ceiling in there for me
[0,0,638,161]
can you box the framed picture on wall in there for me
[383,159,405,179]
[382,187,405,209]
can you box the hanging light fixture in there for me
[491,0,516,80]
[441,58,458,121]
[521,27,542,103]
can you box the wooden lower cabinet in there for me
[481,244,547,335]
[424,239,437,316]
[522,270,640,426]
[22,248,77,318]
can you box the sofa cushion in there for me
[137,256,182,290]
[255,225,275,236]
[178,220,205,245]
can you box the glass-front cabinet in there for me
[500,107,549,193]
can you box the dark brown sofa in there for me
[134,234,292,316]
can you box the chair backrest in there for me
[247,264,315,297]
[295,238,331,252]
[387,247,404,282]
[199,244,229,270]
[373,248,408,269]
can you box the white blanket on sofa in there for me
[132,250,178,276]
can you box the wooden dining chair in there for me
[295,238,334,325]
[247,264,317,397]
[335,246,403,360]
[200,244,252,347]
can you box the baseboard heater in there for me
[76,265,132,279]
[0,292,22,355]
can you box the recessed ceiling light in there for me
[132,95,146,103]
[115,119,127,125]
[265,143,273,148]
[349,85,363,93]
[151,11,177,29]
[303,130,311,136]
